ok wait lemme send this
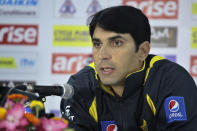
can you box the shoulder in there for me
[60,65,99,121]
[152,57,192,80]
[68,65,98,100]
[146,54,190,77]
[146,55,196,94]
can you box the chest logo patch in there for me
[164,96,187,123]
[100,120,118,131]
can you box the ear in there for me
[137,41,150,61]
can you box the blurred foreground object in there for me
[0,93,74,131]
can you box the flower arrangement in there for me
[0,94,73,131]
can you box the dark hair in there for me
[88,5,151,51]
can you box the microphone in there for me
[15,83,74,100]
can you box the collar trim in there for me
[88,55,165,96]
[144,56,165,84]
[126,60,146,78]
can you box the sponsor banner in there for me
[191,27,197,48]
[0,0,39,17]
[51,53,93,74]
[0,52,38,73]
[53,25,91,46]
[190,56,197,77]
[0,24,39,46]
[0,80,36,88]
[151,26,177,47]
[192,0,197,19]
[159,54,176,62]
[122,0,178,19]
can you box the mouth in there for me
[100,67,115,75]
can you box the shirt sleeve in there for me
[60,76,99,131]
[155,63,197,131]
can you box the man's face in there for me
[92,26,143,87]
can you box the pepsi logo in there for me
[107,124,118,131]
[169,100,179,112]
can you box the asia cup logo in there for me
[107,124,118,131]
[169,100,179,112]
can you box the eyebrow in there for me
[92,38,100,42]
[92,35,127,42]
[108,35,127,41]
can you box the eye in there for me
[111,40,123,47]
[92,41,102,48]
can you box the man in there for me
[61,6,197,131]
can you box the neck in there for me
[111,85,124,97]
[111,61,144,97]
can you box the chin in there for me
[100,79,116,86]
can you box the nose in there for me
[98,45,111,60]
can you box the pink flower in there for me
[4,99,15,109]
[0,103,28,131]
[39,117,68,131]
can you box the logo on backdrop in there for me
[53,25,91,47]
[0,0,39,17]
[191,27,197,48]
[151,26,177,47]
[0,24,39,46]
[164,96,187,123]
[0,57,17,69]
[122,0,179,19]
[100,121,118,131]
[0,80,36,88]
[52,53,93,74]
[0,52,38,73]
[190,56,197,77]
[59,0,76,16]
[86,0,102,15]
[192,0,197,20]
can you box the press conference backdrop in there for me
[0,0,197,117]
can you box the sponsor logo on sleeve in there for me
[51,53,93,74]
[53,25,91,46]
[164,96,187,123]
[191,27,197,48]
[86,0,102,15]
[0,24,39,46]
[123,0,178,19]
[190,56,197,77]
[100,121,118,131]
[151,26,177,47]
[0,0,39,17]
